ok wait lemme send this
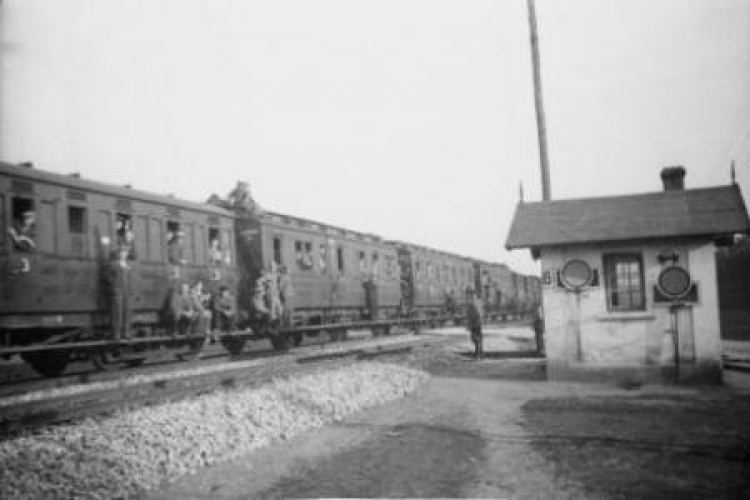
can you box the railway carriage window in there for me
[603,253,645,311]
[67,206,88,257]
[319,243,328,272]
[273,237,283,266]
[384,255,396,280]
[358,251,367,273]
[304,242,313,269]
[295,241,313,270]
[116,213,136,259]
[336,246,345,274]
[9,197,36,252]
[208,227,222,265]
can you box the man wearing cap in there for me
[9,210,36,252]
[466,287,484,360]
[167,230,188,265]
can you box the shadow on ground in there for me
[257,422,485,499]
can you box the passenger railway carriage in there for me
[1,161,541,377]
[390,241,476,317]
[0,162,239,375]
[233,209,402,347]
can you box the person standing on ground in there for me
[466,288,484,360]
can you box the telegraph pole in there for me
[527,0,551,201]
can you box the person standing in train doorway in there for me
[108,245,134,341]
[466,288,484,360]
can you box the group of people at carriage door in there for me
[251,263,295,333]
[105,217,237,342]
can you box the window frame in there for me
[66,204,89,258]
[336,245,345,274]
[603,252,646,312]
[273,236,283,266]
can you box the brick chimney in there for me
[661,166,686,191]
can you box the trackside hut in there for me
[505,167,750,383]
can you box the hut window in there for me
[603,253,645,311]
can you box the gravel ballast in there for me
[0,362,428,499]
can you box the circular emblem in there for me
[560,260,592,290]
[657,266,692,299]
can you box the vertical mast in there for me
[527,0,551,201]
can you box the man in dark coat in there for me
[214,286,237,333]
[466,288,484,359]
[108,246,134,340]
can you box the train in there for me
[0,161,541,376]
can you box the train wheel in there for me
[220,335,247,355]
[91,347,147,371]
[269,334,289,351]
[181,336,208,361]
[21,351,69,378]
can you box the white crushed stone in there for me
[0,362,428,499]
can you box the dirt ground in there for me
[151,326,750,499]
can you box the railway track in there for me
[0,331,448,437]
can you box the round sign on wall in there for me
[560,259,593,290]
[657,265,692,299]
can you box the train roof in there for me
[259,210,392,246]
[385,240,479,263]
[0,162,233,218]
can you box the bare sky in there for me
[2,0,749,275]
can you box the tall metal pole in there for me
[527,0,551,201]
